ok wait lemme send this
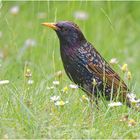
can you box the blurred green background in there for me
[0,1,140,139]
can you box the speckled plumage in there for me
[43,21,140,109]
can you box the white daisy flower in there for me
[55,100,68,106]
[108,102,122,107]
[47,86,55,90]
[27,79,34,85]
[25,39,37,47]
[127,93,136,99]
[109,58,118,65]
[69,84,78,89]
[0,80,9,85]
[74,11,89,20]
[52,80,59,85]
[10,5,19,15]
[50,96,60,102]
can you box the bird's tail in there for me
[126,93,140,111]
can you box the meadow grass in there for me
[0,1,140,139]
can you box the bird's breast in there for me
[60,45,93,87]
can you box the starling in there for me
[42,21,140,109]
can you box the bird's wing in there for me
[86,43,128,92]
[88,62,127,90]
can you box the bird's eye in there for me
[62,28,68,32]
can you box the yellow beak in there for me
[42,22,58,30]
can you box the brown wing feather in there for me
[88,62,128,92]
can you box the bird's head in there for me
[42,21,86,45]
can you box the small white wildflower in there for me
[65,101,69,104]
[74,11,89,20]
[108,102,122,107]
[50,96,60,102]
[47,86,55,90]
[27,79,34,85]
[69,84,78,89]
[127,93,140,106]
[53,80,59,85]
[55,100,68,106]
[10,5,19,15]
[109,58,118,65]
[0,80,9,85]
[25,39,37,47]
[127,93,136,99]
